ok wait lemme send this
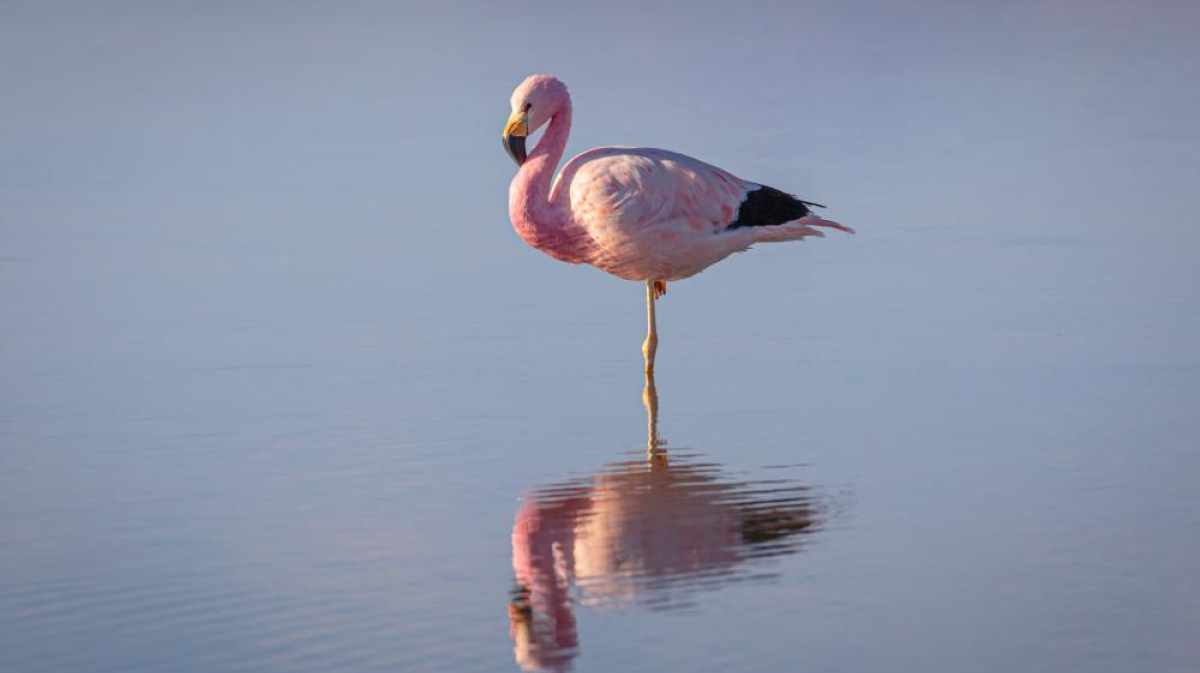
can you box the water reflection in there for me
[508,375,826,671]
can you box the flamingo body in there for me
[557,147,769,281]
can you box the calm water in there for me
[3,1,1199,672]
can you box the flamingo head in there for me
[503,75,568,167]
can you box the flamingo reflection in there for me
[508,374,826,671]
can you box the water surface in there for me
[2,1,1199,672]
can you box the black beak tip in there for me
[504,134,527,167]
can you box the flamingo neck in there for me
[508,102,588,263]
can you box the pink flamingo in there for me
[503,75,853,373]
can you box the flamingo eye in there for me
[522,103,532,113]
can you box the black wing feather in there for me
[725,185,825,231]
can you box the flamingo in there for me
[502,74,853,374]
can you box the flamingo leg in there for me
[642,280,659,375]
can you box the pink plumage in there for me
[501,74,853,372]
[557,146,849,280]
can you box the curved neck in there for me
[508,101,587,262]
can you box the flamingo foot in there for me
[652,280,667,300]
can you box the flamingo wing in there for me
[554,147,745,235]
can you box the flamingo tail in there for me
[754,216,855,243]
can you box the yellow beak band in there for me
[504,111,529,138]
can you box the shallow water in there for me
[3,2,1200,672]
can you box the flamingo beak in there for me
[503,111,529,166]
